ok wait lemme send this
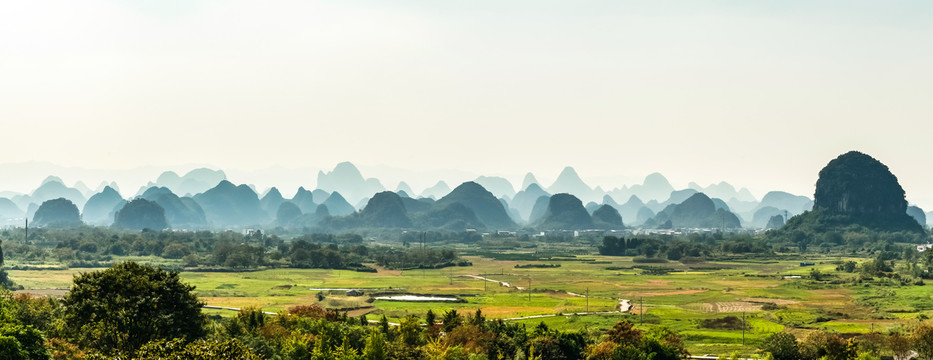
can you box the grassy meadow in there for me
[10,253,931,355]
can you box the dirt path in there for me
[466,274,631,321]
[464,274,524,290]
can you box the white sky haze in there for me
[1,1,932,205]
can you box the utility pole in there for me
[640,297,644,324]
[483,273,487,292]
[742,311,746,346]
[24,218,28,244]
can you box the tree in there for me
[363,331,387,360]
[763,332,800,360]
[442,310,463,333]
[800,331,855,360]
[62,262,206,354]
[0,323,48,360]
[913,322,933,360]
[0,239,14,290]
[399,315,423,347]
[606,320,642,347]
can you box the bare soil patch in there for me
[714,281,777,288]
[629,289,706,297]
[688,301,762,313]
[743,297,798,305]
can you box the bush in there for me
[62,262,206,354]
[699,316,745,330]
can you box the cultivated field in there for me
[10,253,930,354]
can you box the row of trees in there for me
[762,330,933,360]
[598,229,931,262]
[0,228,469,272]
[597,235,769,260]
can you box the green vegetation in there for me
[63,262,206,354]
[4,219,933,358]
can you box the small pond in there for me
[374,295,460,302]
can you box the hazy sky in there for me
[2,1,932,205]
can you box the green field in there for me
[10,253,928,355]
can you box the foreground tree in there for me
[62,262,206,354]
[763,332,800,360]
[914,322,933,360]
[0,291,49,360]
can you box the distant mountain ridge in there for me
[19,158,933,234]
[316,162,385,205]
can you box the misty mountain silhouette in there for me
[357,191,411,228]
[435,182,514,229]
[521,172,539,190]
[547,167,593,202]
[291,187,318,213]
[420,202,485,230]
[613,173,675,203]
[618,195,645,225]
[148,168,226,197]
[647,193,741,229]
[528,195,550,224]
[276,202,302,226]
[786,151,923,233]
[72,181,95,198]
[536,193,594,230]
[511,184,550,223]
[636,206,655,224]
[907,205,926,227]
[420,181,451,199]
[395,181,415,196]
[766,215,785,229]
[94,181,120,194]
[33,198,81,227]
[260,187,286,215]
[140,187,207,228]
[322,192,356,216]
[312,189,330,204]
[757,191,813,217]
[82,186,124,225]
[113,198,168,231]
[752,206,784,229]
[316,162,385,205]
[193,180,268,227]
[474,176,516,199]
[24,177,87,210]
[0,198,23,221]
[592,204,624,229]
[689,181,757,203]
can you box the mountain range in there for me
[1,158,927,231]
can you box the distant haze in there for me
[2,1,932,206]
